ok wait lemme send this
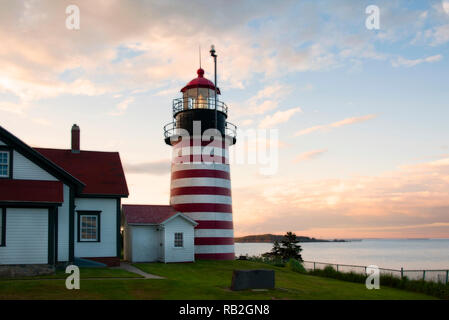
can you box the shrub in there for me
[286,259,307,274]
[247,256,449,299]
[246,255,285,267]
[322,265,338,276]
[309,267,449,300]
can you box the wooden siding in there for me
[74,198,117,258]
[0,208,48,265]
[163,217,195,263]
[13,150,57,181]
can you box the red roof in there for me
[0,180,63,203]
[123,205,182,224]
[181,68,221,94]
[34,148,129,197]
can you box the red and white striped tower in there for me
[163,65,237,260]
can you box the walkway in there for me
[114,262,165,279]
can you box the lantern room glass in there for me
[182,87,216,110]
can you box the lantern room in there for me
[164,68,236,146]
[180,68,221,110]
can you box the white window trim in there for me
[0,151,10,178]
[174,232,184,248]
[79,214,99,242]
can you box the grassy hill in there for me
[234,233,347,243]
[0,260,436,300]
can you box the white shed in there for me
[122,205,197,263]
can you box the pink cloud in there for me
[232,156,449,238]
[295,114,377,136]
[294,149,327,163]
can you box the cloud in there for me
[258,107,302,129]
[232,156,449,238]
[0,101,28,115]
[0,101,51,127]
[392,54,443,67]
[251,100,279,116]
[433,24,449,45]
[232,84,293,119]
[444,0,449,15]
[109,97,134,116]
[251,84,293,102]
[155,87,179,97]
[294,149,327,163]
[427,24,449,46]
[0,0,301,106]
[295,114,377,136]
[32,117,52,126]
[3,0,426,113]
[124,159,170,175]
[240,119,254,127]
[411,3,449,46]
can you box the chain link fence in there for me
[303,261,449,283]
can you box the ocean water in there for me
[235,239,449,270]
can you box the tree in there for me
[262,240,281,258]
[280,232,303,261]
[263,232,303,261]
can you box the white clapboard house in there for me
[122,205,197,263]
[0,124,128,266]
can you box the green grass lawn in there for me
[0,260,437,300]
[0,267,143,280]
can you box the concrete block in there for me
[231,269,275,291]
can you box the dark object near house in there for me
[237,255,248,260]
[231,269,275,291]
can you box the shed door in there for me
[131,226,159,262]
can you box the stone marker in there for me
[231,269,275,291]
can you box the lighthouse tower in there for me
[163,63,237,260]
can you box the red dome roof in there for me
[181,68,221,94]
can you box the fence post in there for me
[400,267,403,279]
[423,270,426,281]
[313,262,315,271]
[446,270,448,284]
[336,264,339,272]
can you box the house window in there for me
[0,208,5,246]
[174,232,183,247]
[0,151,10,178]
[77,211,101,242]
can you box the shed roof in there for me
[123,204,197,225]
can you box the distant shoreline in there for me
[234,234,357,243]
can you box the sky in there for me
[1,0,449,239]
